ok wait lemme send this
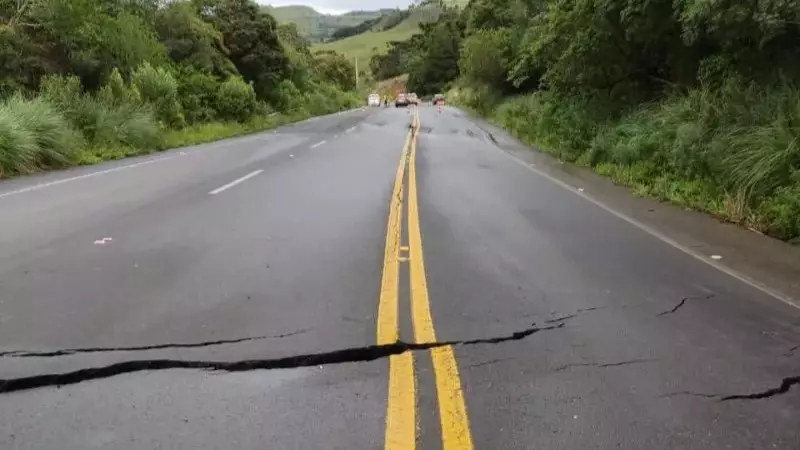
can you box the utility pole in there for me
[355,56,359,89]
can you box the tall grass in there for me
[39,74,161,150]
[0,95,80,177]
[482,80,800,241]
[1,70,361,179]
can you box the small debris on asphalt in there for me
[710,255,722,260]
[93,237,113,245]
[577,188,584,192]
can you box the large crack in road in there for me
[0,323,564,394]
[661,375,800,402]
[0,329,312,358]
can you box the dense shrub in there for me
[272,79,305,114]
[177,68,222,124]
[132,63,185,128]
[215,77,258,122]
[39,74,160,150]
[98,68,140,106]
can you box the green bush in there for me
[3,95,81,169]
[39,74,159,150]
[490,91,614,162]
[92,102,161,149]
[177,68,221,124]
[757,180,800,242]
[39,75,84,111]
[98,68,140,106]
[215,77,257,122]
[0,106,37,176]
[132,63,185,128]
[0,95,80,177]
[272,79,304,114]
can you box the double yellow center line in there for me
[377,108,474,449]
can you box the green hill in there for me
[313,5,442,61]
[264,5,390,42]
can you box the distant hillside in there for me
[313,5,442,62]
[264,5,391,42]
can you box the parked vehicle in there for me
[395,93,409,107]
[368,93,381,107]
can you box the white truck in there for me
[367,93,381,107]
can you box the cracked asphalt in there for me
[1,106,799,449]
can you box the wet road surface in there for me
[0,106,799,449]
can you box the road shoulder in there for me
[460,108,800,309]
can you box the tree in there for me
[313,50,356,91]
[196,0,290,100]
[407,13,462,95]
[459,28,514,89]
[155,1,236,76]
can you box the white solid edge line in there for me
[208,170,264,195]
[310,140,327,149]
[472,127,798,310]
[0,155,175,200]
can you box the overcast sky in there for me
[258,0,412,15]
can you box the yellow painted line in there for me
[377,130,412,345]
[385,352,416,450]
[378,130,416,450]
[407,110,474,450]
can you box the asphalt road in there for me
[0,105,798,449]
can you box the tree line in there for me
[372,0,800,242]
[0,0,359,177]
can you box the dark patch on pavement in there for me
[0,329,312,358]
[0,323,565,394]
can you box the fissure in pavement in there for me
[656,294,715,317]
[662,376,800,402]
[0,323,564,394]
[0,330,311,358]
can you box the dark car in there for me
[395,93,409,107]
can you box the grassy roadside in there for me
[0,70,362,179]
[450,84,800,243]
[5,106,355,175]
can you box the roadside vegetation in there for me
[0,0,360,178]
[370,0,800,243]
